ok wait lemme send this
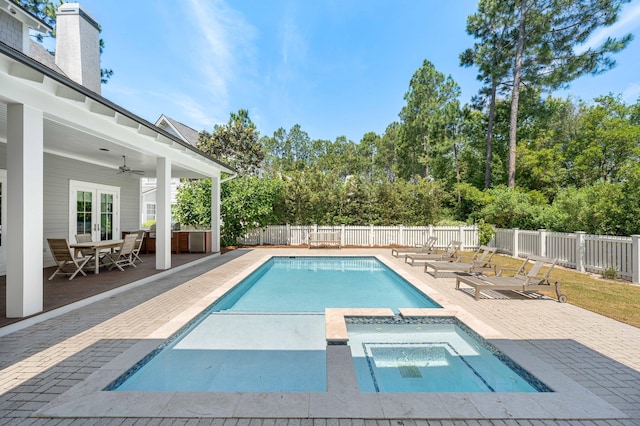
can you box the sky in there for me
[68,0,640,143]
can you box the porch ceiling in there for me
[0,101,208,179]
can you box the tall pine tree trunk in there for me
[508,0,527,188]
[485,80,498,188]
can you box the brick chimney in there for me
[55,3,101,94]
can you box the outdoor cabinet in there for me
[134,230,211,254]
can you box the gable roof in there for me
[155,114,201,147]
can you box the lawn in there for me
[488,253,640,328]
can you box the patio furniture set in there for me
[47,230,145,280]
[392,238,568,303]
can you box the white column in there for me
[7,104,44,318]
[210,176,220,253]
[155,157,171,270]
[631,235,639,284]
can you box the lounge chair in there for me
[47,238,92,280]
[424,245,497,278]
[405,240,462,266]
[391,236,437,257]
[106,234,138,271]
[455,254,567,303]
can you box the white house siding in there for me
[0,146,141,267]
[0,10,22,52]
[42,154,141,266]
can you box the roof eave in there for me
[0,41,236,175]
[3,0,53,33]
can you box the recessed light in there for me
[99,148,109,151]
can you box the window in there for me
[146,203,157,221]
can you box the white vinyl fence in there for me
[239,224,478,250]
[238,225,640,283]
[493,228,640,283]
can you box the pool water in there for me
[213,256,440,312]
[114,314,327,392]
[347,319,551,393]
[111,256,435,392]
[107,257,548,393]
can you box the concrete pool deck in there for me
[1,248,639,425]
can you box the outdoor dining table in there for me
[70,239,124,275]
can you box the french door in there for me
[69,180,120,242]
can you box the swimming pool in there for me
[107,256,547,394]
[211,256,440,312]
[347,317,551,393]
[108,256,438,392]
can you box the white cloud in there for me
[582,1,640,50]
[622,82,640,102]
[183,0,257,109]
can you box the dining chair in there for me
[132,230,146,264]
[48,238,92,280]
[107,234,138,271]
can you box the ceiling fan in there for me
[117,155,145,176]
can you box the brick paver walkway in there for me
[1,248,639,425]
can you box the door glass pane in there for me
[76,191,93,235]
[101,193,114,240]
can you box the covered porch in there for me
[0,42,234,319]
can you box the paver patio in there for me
[1,248,639,425]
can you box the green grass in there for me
[487,253,640,328]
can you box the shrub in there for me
[477,220,496,246]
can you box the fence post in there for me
[632,235,639,284]
[539,229,547,257]
[513,228,519,258]
[286,224,291,245]
[341,224,345,246]
[473,224,479,248]
[428,225,434,247]
[399,225,404,246]
[459,225,465,250]
[370,224,374,247]
[575,231,586,272]
[259,228,264,246]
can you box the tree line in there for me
[168,0,640,245]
